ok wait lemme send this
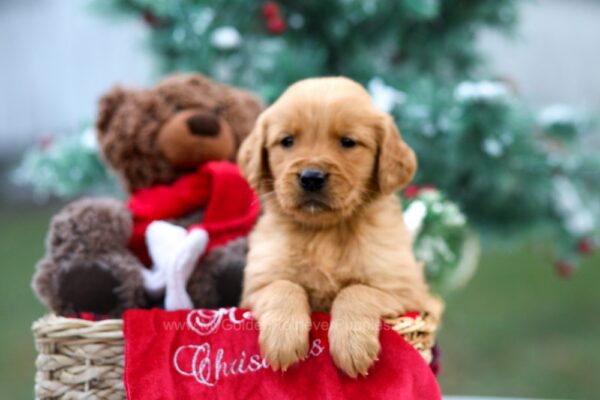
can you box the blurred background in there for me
[1,0,599,398]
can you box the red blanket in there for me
[124,308,441,399]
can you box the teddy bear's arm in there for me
[186,237,248,309]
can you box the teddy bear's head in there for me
[96,73,264,192]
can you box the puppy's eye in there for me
[340,136,357,148]
[280,135,295,148]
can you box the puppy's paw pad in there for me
[259,313,311,371]
[329,323,381,378]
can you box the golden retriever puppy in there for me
[237,77,440,377]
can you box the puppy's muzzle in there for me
[298,169,329,193]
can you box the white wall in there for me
[480,0,600,109]
[0,0,154,158]
[0,0,599,159]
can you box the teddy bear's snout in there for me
[187,112,220,137]
[158,107,237,167]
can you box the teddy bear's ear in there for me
[157,73,221,106]
[225,88,265,147]
[159,73,210,89]
[96,86,127,134]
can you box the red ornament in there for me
[261,2,280,19]
[38,135,53,150]
[142,11,164,28]
[555,260,574,278]
[404,185,420,199]
[576,237,595,255]
[267,16,286,34]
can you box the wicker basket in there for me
[33,313,438,399]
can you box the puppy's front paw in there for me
[329,316,381,378]
[258,311,311,372]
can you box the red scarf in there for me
[128,161,260,266]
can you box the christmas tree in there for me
[17,0,598,273]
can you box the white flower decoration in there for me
[210,26,242,50]
[368,77,406,113]
[455,80,509,103]
[538,104,580,127]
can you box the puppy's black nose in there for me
[298,169,328,192]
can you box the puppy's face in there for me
[238,78,416,226]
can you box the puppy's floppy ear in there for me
[376,115,417,194]
[237,113,269,192]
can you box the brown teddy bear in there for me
[33,74,264,317]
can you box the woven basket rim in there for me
[32,311,438,337]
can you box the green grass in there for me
[0,207,55,399]
[439,245,600,399]
[0,206,598,398]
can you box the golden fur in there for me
[238,77,441,377]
